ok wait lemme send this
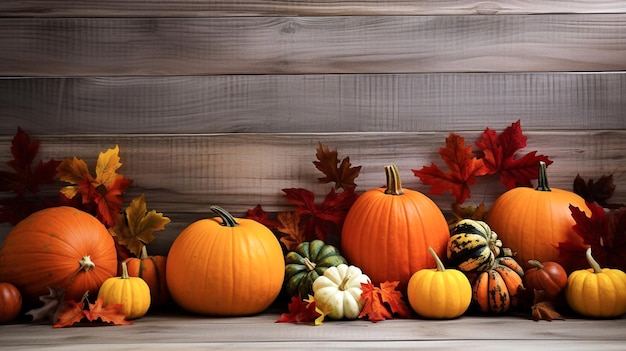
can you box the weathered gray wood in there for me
[1,131,624,255]
[1,0,625,17]
[1,311,625,350]
[2,73,625,135]
[2,15,626,76]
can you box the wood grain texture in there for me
[2,73,625,135]
[2,15,626,76]
[1,0,625,17]
[1,131,624,255]
[1,310,625,350]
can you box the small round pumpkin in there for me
[447,219,504,272]
[122,246,170,308]
[341,164,449,293]
[166,206,284,316]
[407,247,472,319]
[284,240,347,298]
[0,206,118,306]
[98,261,151,320]
[470,257,525,314]
[524,259,568,300]
[0,282,22,323]
[312,264,369,320]
[565,248,626,318]
[486,161,590,270]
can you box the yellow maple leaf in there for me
[57,156,91,199]
[95,145,123,189]
[304,294,325,326]
[109,194,171,257]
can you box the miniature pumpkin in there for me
[0,282,22,323]
[166,206,284,316]
[407,247,471,319]
[447,219,507,272]
[284,240,347,298]
[471,258,524,314]
[312,264,370,320]
[524,259,568,300]
[565,248,626,318]
[0,206,118,306]
[341,164,449,292]
[486,161,590,270]
[98,261,151,319]
[122,246,170,308]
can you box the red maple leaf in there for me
[275,294,322,324]
[282,187,357,245]
[83,297,132,325]
[359,281,411,322]
[412,133,489,203]
[246,204,281,229]
[0,127,61,224]
[475,120,552,189]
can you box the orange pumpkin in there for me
[470,259,524,314]
[341,164,449,292]
[0,282,22,323]
[122,246,170,308]
[0,206,118,306]
[166,206,284,316]
[486,161,590,270]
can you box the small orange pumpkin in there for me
[470,257,525,314]
[341,164,449,292]
[166,206,284,316]
[0,207,118,306]
[122,246,170,308]
[486,161,590,270]
[0,282,22,323]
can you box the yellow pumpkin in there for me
[565,248,626,318]
[407,247,471,319]
[98,261,151,320]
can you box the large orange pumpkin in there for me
[122,246,170,308]
[0,206,118,306]
[166,206,284,316]
[486,162,590,270]
[341,164,449,292]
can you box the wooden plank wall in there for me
[1,1,625,255]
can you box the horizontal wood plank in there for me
[1,131,624,255]
[2,15,626,76]
[1,1,625,17]
[2,73,625,135]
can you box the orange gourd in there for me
[122,246,170,308]
[486,161,590,270]
[471,259,524,314]
[0,282,22,323]
[341,164,449,292]
[0,207,118,306]
[166,206,284,316]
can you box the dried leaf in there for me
[109,194,171,257]
[359,281,410,322]
[25,287,66,323]
[276,294,322,325]
[276,211,307,251]
[573,174,622,209]
[0,127,61,225]
[412,133,489,204]
[475,120,552,189]
[83,297,132,325]
[450,202,487,226]
[313,142,361,191]
[53,299,86,328]
[531,289,564,321]
[246,204,281,229]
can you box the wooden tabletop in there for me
[2,305,626,350]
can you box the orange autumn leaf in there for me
[109,194,171,257]
[84,297,132,325]
[359,281,411,322]
[413,133,489,204]
[53,300,85,328]
[277,211,307,251]
[57,145,132,227]
[313,142,361,191]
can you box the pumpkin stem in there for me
[303,257,317,272]
[528,259,544,269]
[384,164,404,195]
[140,245,149,259]
[585,247,603,274]
[210,205,239,227]
[338,275,351,291]
[535,161,551,192]
[121,261,130,279]
[78,255,95,272]
[428,247,446,272]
